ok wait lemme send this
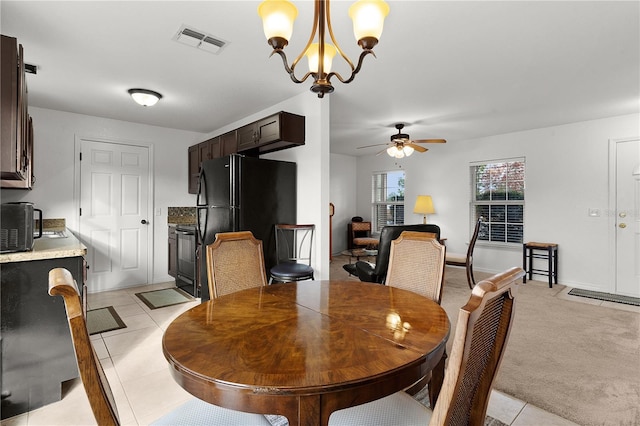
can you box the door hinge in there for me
[79,152,82,161]
[79,208,82,216]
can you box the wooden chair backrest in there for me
[206,231,268,299]
[48,268,120,426]
[351,221,372,233]
[385,231,445,304]
[429,266,525,426]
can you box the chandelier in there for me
[258,0,390,98]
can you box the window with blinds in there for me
[372,171,405,233]
[470,158,525,244]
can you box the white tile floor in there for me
[1,279,598,426]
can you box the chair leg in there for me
[466,263,475,289]
[429,350,447,407]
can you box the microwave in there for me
[1,202,42,253]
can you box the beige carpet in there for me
[330,255,640,426]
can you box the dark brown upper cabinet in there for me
[237,112,305,155]
[1,35,34,189]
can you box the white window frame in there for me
[371,170,405,233]
[470,157,525,246]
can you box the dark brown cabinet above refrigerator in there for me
[187,111,304,194]
[236,111,305,155]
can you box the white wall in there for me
[0,106,205,284]
[348,113,640,292]
[200,92,331,280]
[330,153,358,254]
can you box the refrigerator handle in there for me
[196,166,207,242]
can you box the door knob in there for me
[619,223,627,228]
[141,219,148,225]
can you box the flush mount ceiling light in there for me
[128,89,162,107]
[258,0,389,98]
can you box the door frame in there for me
[608,136,639,295]
[74,135,155,287]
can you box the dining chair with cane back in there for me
[385,231,445,304]
[269,224,315,283]
[445,217,483,289]
[206,231,268,299]
[385,231,446,403]
[328,266,525,426]
[47,267,273,426]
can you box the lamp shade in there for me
[306,43,337,74]
[128,89,162,107]
[258,0,298,42]
[413,195,435,215]
[349,0,390,43]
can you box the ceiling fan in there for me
[357,123,446,158]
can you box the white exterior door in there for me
[79,139,150,292]
[614,138,640,297]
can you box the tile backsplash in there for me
[167,207,196,225]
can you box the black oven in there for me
[175,225,197,297]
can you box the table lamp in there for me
[413,195,435,224]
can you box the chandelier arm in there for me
[325,0,356,72]
[271,50,313,84]
[288,0,321,73]
[328,49,375,84]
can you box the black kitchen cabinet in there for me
[1,255,85,419]
[168,225,177,278]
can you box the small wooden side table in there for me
[522,242,558,288]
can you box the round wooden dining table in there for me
[162,280,450,426]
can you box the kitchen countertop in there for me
[0,229,87,264]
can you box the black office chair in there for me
[343,224,441,283]
[269,224,315,283]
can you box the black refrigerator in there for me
[196,154,297,301]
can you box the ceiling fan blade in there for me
[375,147,389,156]
[412,138,447,144]
[357,143,390,149]
[407,143,428,153]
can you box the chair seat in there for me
[329,391,431,425]
[152,398,273,425]
[270,262,314,281]
[353,237,379,247]
[445,252,466,265]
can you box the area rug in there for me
[135,287,194,310]
[330,257,640,426]
[86,306,126,335]
[568,288,640,306]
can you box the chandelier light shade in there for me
[128,88,162,107]
[413,195,435,224]
[258,0,390,98]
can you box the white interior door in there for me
[79,139,150,292]
[615,139,640,297]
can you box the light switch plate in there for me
[588,208,600,217]
[155,207,161,216]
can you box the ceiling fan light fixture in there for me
[403,145,414,156]
[128,88,162,107]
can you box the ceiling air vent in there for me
[173,25,228,55]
